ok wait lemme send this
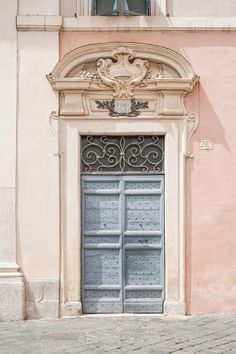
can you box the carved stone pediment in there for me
[65,47,183,98]
[48,43,199,157]
[49,44,198,98]
[97,47,149,98]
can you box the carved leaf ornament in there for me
[95,98,149,117]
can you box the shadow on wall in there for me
[185,82,230,314]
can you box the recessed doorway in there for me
[81,135,165,313]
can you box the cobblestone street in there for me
[0,315,235,354]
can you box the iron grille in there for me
[81,136,164,174]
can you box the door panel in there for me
[82,175,164,313]
[84,194,120,231]
[125,195,161,231]
[82,177,123,313]
[123,176,164,313]
[84,249,121,285]
[125,249,162,286]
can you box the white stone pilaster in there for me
[0,0,24,321]
[17,30,60,320]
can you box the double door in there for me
[82,175,164,313]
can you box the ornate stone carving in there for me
[49,111,59,120]
[97,47,149,98]
[186,112,199,158]
[76,70,99,80]
[146,63,164,80]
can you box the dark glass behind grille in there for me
[81,136,164,174]
[94,0,149,16]
[126,0,147,15]
[96,0,116,15]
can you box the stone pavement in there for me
[0,315,235,354]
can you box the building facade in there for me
[1,0,236,321]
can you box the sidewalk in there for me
[0,314,235,353]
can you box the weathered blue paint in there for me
[82,175,164,313]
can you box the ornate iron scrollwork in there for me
[96,99,149,117]
[81,136,164,174]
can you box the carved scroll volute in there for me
[97,47,149,98]
[186,112,199,158]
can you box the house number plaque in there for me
[200,139,213,150]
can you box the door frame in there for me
[59,118,186,316]
[47,42,199,316]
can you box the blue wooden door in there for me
[82,175,164,313]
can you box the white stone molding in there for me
[47,42,199,316]
[17,15,236,32]
[17,15,62,32]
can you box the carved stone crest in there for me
[97,47,149,98]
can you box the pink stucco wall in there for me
[60,32,236,314]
